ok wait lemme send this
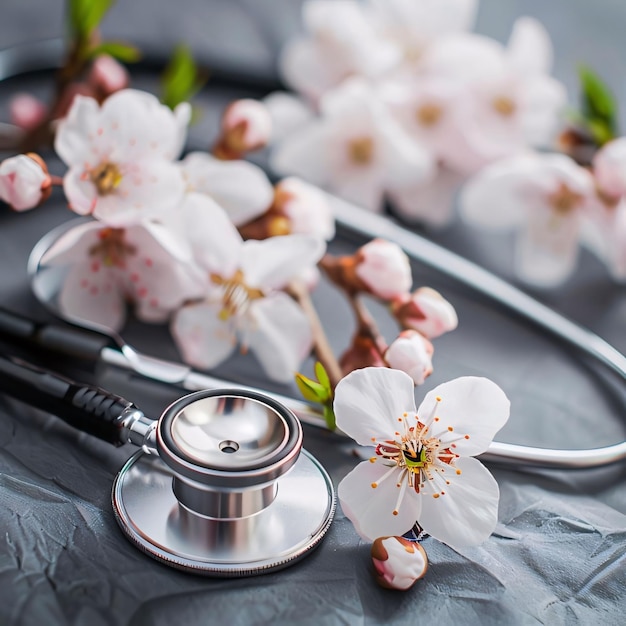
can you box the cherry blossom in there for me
[39,220,203,331]
[54,89,190,226]
[170,196,325,383]
[270,79,433,212]
[88,55,130,97]
[336,367,510,549]
[371,536,428,590]
[0,154,51,211]
[355,239,412,299]
[460,152,595,286]
[280,0,400,101]
[391,287,458,339]
[384,330,433,385]
[9,93,47,131]
[180,152,274,226]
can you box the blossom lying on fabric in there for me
[170,196,325,383]
[39,220,203,331]
[336,367,510,549]
[270,79,433,212]
[180,152,274,226]
[371,536,428,590]
[55,89,190,226]
[0,153,51,211]
[460,152,595,286]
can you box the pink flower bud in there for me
[384,330,433,385]
[9,93,47,131]
[274,177,335,240]
[355,239,412,300]
[218,99,272,156]
[89,55,130,97]
[391,287,458,338]
[593,137,626,199]
[0,154,51,211]
[371,536,428,590]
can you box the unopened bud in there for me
[371,536,428,590]
[0,153,51,211]
[355,239,412,300]
[89,55,130,98]
[214,99,272,159]
[592,137,626,199]
[391,287,458,338]
[384,330,433,385]
[9,93,47,131]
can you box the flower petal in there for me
[417,376,510,456]
[338,460,421,541]
[54,95,101,166]
[418,456,500,549]
[171,300,237,371]
[334,367,417,446]
[245,293,312,383]
[181,152,274,225]
[507,17,553,75]
[240,234,325,290]
[263,91,315,143]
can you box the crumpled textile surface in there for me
[1,1,626,623]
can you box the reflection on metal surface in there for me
[112,449,335,576]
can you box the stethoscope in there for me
[0,354,335,577]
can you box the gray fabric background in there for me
[0,1,625,624]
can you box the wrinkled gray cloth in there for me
[1,2,626,625]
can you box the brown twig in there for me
[288,279,343,389]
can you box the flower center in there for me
[90,161,123,195]
[548,182,584,214]
[89,228,136,268]
[416,104,443,127]
[368,398,470,517]
[492,96,516,117]
[348,137,374,165]
[211,269,264,320]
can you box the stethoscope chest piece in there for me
[112,389,335,576]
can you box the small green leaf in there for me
[314,361,331,392]
[69,0,114,38]
[160,44,207,110]
[88,41,141,63]
[322,404,336,431]
[295,372,329,404]
[578,65,618,145]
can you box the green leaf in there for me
[578,65,619,144]
[322,404,336,431]
[160,44,207,110]
[88,41,141,63]
[69,0,114,38]
[314,361,331,392]
[295,372,329,404]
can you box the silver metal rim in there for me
[112,449,335,577]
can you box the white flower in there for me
[460,152,595,286]
[355,239,412,299]
[369,0,478,65]
[421,20,567,175]
[263,91,314,144]
[55,89,190,226]
[216,99,272,156]
[170,196,325,383]
[384,330,433,385]
[39,220,203,331]
[270,78,434,212]
[280,0,400,101]
[0,154,50,211]
[336,367,510,549]
[391,287,458,339]
[180,152,274,226]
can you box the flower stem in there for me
[347,293,388,359]
[288,279,343,389]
